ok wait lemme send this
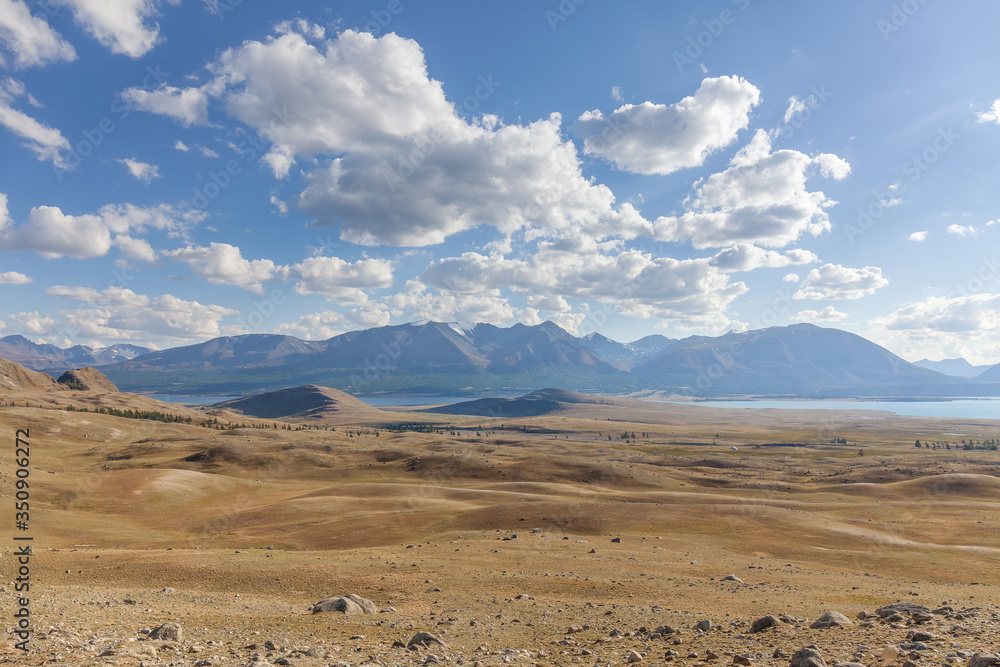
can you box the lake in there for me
[669,398,1000,420]
[147,394,242,405]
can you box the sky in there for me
[1,1,999,364]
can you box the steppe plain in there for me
[2,368,999,666]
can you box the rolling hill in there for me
[211,384,388,422]
[426,387,618,417]
[975,363,1000,383]
[0,357,60,392]
[57,367,119,392]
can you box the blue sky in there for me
[1,0,999,363]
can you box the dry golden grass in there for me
[2,389,1000,665]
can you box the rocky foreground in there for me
[4,589,998,667]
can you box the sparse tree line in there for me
[64,404,192,424]
[915,438,999,450]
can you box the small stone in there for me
[721,574,744,583]
[612,537,622,543]
[707,650,720,661]
[696,619,712,631]
[628,650,643,663]
[735,656,753,666]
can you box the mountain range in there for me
[912,357,994,378]
[3,322,999,398]
[0,335,151,371]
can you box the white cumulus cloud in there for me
[794,264,888,300]
[57,0,179,59]
[0,196,200,259]
[117,157,160,183]
[653,130,850,249]
[947,224,978,237]
[576,76,761,176]
[48,284,236,344]
[0,78,71,167]
[0,0,76,68]
[793,306,846,322]
[164,242,278,295]
[976,99,1000,124]
[10,310,54,334]
[708,243,817,272]
[128,25,647,247]
[120,84,210,126]
[0,270,30,284]
[282,255,395,304]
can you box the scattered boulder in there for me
[612,537,622,543]
[751,615,782,633]
[311,594,378,615]
[408,632,447,649]
[907,631,935,642]
[734,656,753,666]
[721,574,744,583]
[810,611,854,629]
[876,602,931,618]
[628,650,643,663]
[148,623,183,642]
[791,646,827,667]
[968,654,1000,667]
[833,663,867,667]
[696,619,713,631]
[881,646,901,662]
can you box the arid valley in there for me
[3,362,1000,666]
